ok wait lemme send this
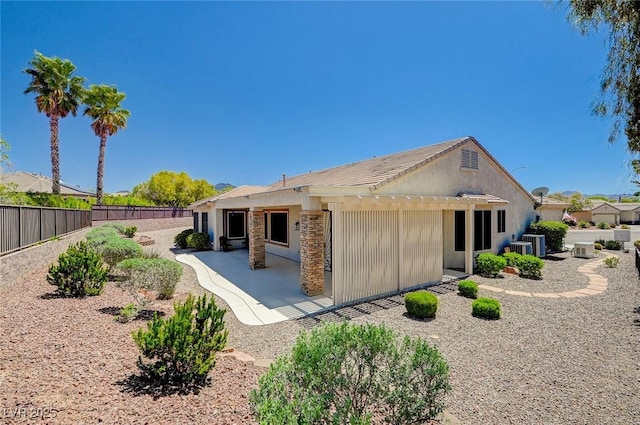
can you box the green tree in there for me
[23,51,85,194]
[83,84,130,205]
[0,135,10,174]
[567,1,640,151]
[548,191,593,213]
[133,171,217,207]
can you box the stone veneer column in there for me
[300,210,324,296]
[248,210,265,269]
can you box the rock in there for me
[503,266,519,275]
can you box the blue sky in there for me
[1,1,636,196]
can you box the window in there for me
[193,212,199,233]
[201,212,208,234]
[454,210,465,251]
[264,210,288,245]
[461,149,479,170]
[474,210,491,250]
[226,211,245,239]
[497,210,506,233]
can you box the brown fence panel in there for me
[0,205,92,256]
[91,205,192,221]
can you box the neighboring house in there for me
[0,171,94,200]
[574,201,640,225]
[536,198,570,222]
[190,136,538,306]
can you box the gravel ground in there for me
[1,221,639,424]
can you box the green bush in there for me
[458,280,478,299]
[102,222,127,234]
[250,322,450,425]
[405,290,438,318]
[86,226,120,241]
[502,252,523,268]
[594,243,603,250]
[475,253,507,277]
[518,254,544,279]
[634,240,640,250]
[595,238,606,246]
[124,226,137,238]
[117,303,139,323]
[578,221,590,228]
[621,224,630,229]
[47,241,108,297]
[597,222,610,230]
[471,297,501,320]
[133,294,228,392]
[174,229,194,249]
[603,256,619,268]
[603,240,623,250]
[115,257,183,300]
[186,232,210,250]
[528,221,568,252]
[90,236,143,267]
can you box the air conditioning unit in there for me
[510,241,533,255]
[573,242,595,259]
[522,234,546,257]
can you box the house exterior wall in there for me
[572,211,592,223]
[538,207,565,222]
[264,205,301,261]
[618,210,639,224]
[375,141,536,255]
[592,204,620,225]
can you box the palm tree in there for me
[23,51,85,195]
[83,84,130,205]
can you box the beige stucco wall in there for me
[538,207,565,222]
[375,140,536,257]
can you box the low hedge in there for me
[476,253,506,278]
[89,235,142,267]
[527,221,568,252]
[471,297,501,320]
[518,254,544,279]
[174,229,194,249]
[502,252,523,268]
[458,280,478,299]
[405,290,438,319]
[187,232,211,250]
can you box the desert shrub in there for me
[86,225,119,241]
[141,249,162,259]
[250,322,450,425]
[502,252,523,267]
[603,257,619,268]
[115,257,183,300]
[458,280,478,299]
[634,240,640,249]
[102,222,127,234]
[186,232,210,250]
[621,224,630,229]
[597,222,610,229]
[610,223,617,228]
[47,241,108,297]
[475,253,507,277]
[133,294,228,392]
[578,221,590,228]
[405,290,438,318]
[471,297,501,320]
[595,239,606,246]
[594,243,603,250]
[117,303,139,323]
[124,226,137,238]
[518,254,544,279]
[528,221,568,252]
[604,240,623,250]
[92,236,143,267]
[174,229,194,249]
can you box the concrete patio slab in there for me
[176,250,333,325]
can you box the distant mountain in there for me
[215,183,235,191]
[558,190,635,200]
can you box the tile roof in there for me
[190,185,268,208]
[267,137,470,189]
[0,171,94,196]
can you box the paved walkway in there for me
[479,253,617,298]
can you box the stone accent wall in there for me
[300,210,324,296]
[248,211,265,269]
